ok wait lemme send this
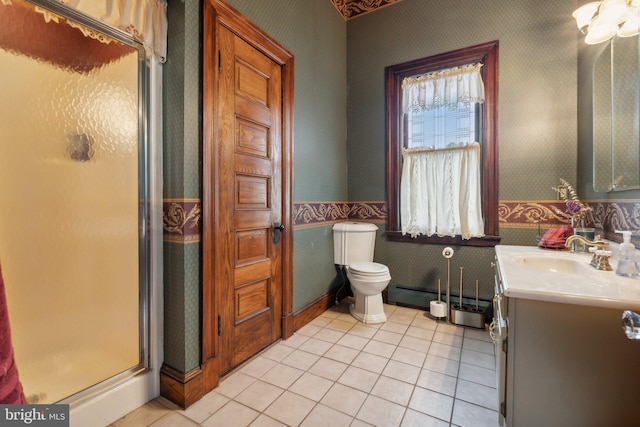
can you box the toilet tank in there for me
[333,222,379,266]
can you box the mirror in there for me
[593,36,640,192]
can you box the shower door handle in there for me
[273,222,285,243]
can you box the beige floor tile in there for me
[400,409,449,427]
[372,329,403,345]
[260,363,304,389]
[432,331,464,347]
[326,318,356,332]
[370,375,414,406]
[319,383,368,417]
[242,356,278,378]
[398,335,431,353]
[308,357,349,381]
[455,379,499,411]
[149,412,198,426]
[111,399,172,427]
[234,380,285,412]
[334,311,359,324]
[423,354,460,377]
[405,326,435,341]
[248,414,288,427]
[428,341,462,361]
[296,323,323,337]
[314,328,346,343]
[110,304,505,427]
[464,327,492,343]
[380,321,409,335]
[289,372,334,401]
[336,333,369,350]
[281,349,320,371]
[324,343,360,364]
[338,365,380,393]
[408,386,454,422]
[362,339,396,358]
[387,313,415,325]
[201,401,260,427]
[351,352,389,374]
[458,362,497,388]
[463,337,495,355]
[411,316,439,330]
[391,346,426,367]
[392,306,421,317]
[261,343,295,362]
[356,395,406,427]
[216,372,257,398]
[451,399,501,427]
[280,333,310,349]
[382,360,421,384]
[264,391,316,426]
[460,348,495,370]
[348,324,379,339]
[300,404,354,427]
[435,322,464,336]
[298,337,333,356]
[310,316,333,327]
[416,368,457,396]
[181,391,230,423]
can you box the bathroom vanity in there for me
[494,245,640,427]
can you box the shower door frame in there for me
[17,0,152,405]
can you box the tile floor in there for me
[110,301,499,427]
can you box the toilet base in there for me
[349,293,387,324]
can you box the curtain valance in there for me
[402,63,484,113]
[28,0,168,63]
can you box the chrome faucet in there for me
[565,234,613,271]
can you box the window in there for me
[385,41,500,247]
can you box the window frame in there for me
[385,40,500,247]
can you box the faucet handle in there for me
[622,310,640,340]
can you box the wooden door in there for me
[215,24,283,373]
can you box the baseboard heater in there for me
[386,283,492,326]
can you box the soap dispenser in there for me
[615,230,638,277]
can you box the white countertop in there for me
[495,245,640,311]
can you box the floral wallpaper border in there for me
[162,199,640,242]
[163,199,202,243]
[330,0,403,20]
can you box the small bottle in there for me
[615,230,639,278]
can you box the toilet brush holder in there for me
[450,305,485,329]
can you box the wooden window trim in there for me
[385,40,500,247]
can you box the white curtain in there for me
[402,63,484,113]
[31,0,168,63]
[400,143,484,239]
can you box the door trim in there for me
[201,0,294,394]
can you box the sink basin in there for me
[495,245,640,311]
[510,254,588,274]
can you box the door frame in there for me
[201,0,294,393]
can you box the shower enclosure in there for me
[0,0,150,405]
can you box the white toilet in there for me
[333,222,391,324]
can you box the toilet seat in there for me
[348,262,390,280]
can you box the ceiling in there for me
[330,0,404,20]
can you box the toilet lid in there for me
[349,262,389,276]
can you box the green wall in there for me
[347,0,580,300]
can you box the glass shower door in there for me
[0,0,148,404]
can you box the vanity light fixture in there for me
[573,0,640,44]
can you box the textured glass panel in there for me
[0,0,141,403]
